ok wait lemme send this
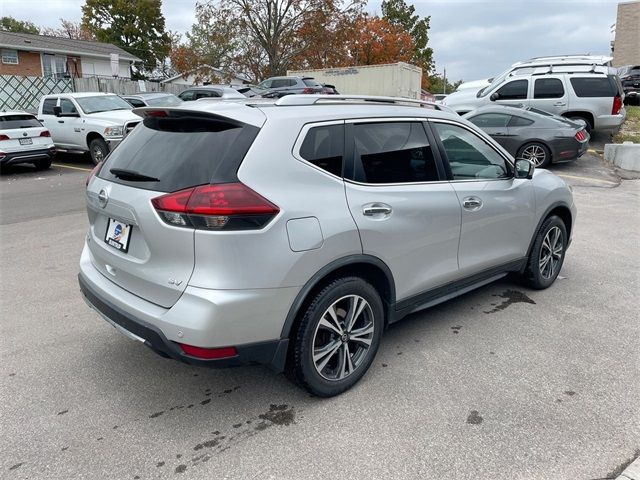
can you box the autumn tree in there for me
[41,19,94,40]
[0,16,39,34]
[382,0,433,86]
[348,15,414,66]
[81,0,172,77]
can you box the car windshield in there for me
[76,95,133,114]
[145,95,183,107]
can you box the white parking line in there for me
[556,173,619,185]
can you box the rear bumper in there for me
[0,147,55,166]
[595,113,625,133]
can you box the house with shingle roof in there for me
[0,31,142,79]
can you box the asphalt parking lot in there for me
[1,145,638,480]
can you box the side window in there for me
[433,122,511,180]
[258,79,273,89]
[287,79,297,87]
[467,113,510,128]
[42,98,57,115]
[179,90,194,101]
[299,124,344,177]
[60,98,77,114]
[271,79,287,88]
[570,77,617,97]
[496,79,528,100]
[534,78,565,99]
[195,90,219,99]
[509,116,535,127]
[353,122,439,184]
[127,98,146,107]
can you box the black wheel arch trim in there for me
[523,201,573,269]
[280,254,396,339]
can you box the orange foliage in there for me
[348,16,415,66]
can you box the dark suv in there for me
[255,76,324,98]
[618,65,640,105]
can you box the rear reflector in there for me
[302,87,314,94]
[575,130,586,141]
[145,110,168,117]
[178,343,237,359]
[40,130,51,137]
[612,95,622,115]
[152,182,279,231]
[0,135,9,141]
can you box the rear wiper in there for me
[110,168,159,182]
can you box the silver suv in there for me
[79,95,576,397]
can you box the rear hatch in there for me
[0,114,51,152]
[86,108,262,308]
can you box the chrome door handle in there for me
[462,197,483,210]
[553,102,566,106]
[363,203,392,216]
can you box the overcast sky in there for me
[0,0,620,82]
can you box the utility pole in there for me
[443,67,447,94]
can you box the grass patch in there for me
[614,105,640,143]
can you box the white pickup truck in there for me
[37,92,141,164]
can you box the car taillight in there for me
[612,95,622,115]
[40,130,51,137]
[178,343,237,360]
[302,88,314,94]
[0,134,9,141]
[575,130,586,141]
[152,182,280,231]
[86,161,103,187]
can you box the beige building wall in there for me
[612,1,640,67]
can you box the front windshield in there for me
[477,68,511,97]
[146,95,183,107]
[76,95,133,114]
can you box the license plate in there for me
[19,138,33,145]
[104,218,132,253]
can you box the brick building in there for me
[611,0,640,67]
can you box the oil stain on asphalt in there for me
[484,290,536,314]
[467,410,483,425]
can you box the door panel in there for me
[494,79,531,108]
[530,76,568,115]
[344,121,461,301]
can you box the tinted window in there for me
[353,122,439,184]
[303,79,321,87]
[195,90,219,99]
[178,90,195,101]
[468,113,510,128]
[433,122,511,180]
[570,77,617,97]
[0,114,41,128]
[99,115,258,192]
[271,79,289,88]
[42,98,57,115]
[126,98,146,107]
[534,78,565,99]
[299,124,343,177]
[509,116,535,127]
[60,98,77,114]
[497,80,528,100]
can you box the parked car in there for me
[254,76,324,98]
[177,85,246,101]
[80,94,575,397]
[464,105,589,167]
[321,83,339,95]
[444,55,624,133]
[617,65,640,105]
[38,93,140,164]
[0,111,56,170]
[123,93,183,108]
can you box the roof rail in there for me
[275,94,454,112]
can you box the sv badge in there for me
[168,278,182,286]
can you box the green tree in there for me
[381,0,433,82]
[428,74,463,95]
[0,16,39,34]
[81,0,172,78]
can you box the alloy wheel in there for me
[539,226,563,279]
[312,295,375,381]
[92,146,105,163]
[522,144,547,167]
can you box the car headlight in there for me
[104,126,124,137]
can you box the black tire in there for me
[517,141,551,168]
[34,157,52,170]
[522,215,567,289]
[89,138,109,165]
[568,116,593,135]
[290,277,384,397]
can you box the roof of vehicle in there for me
[42,92,120,99]
[0,110,35,117]
[180,85,239,91]
[124,92,176,99]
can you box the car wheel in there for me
[291,277,384,397]
[568,116,593,134]
[89,138,109,165]
[522,215,567,289]
[34,158,52,170]
[518,142,551,168]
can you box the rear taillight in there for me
[152,182,280,231]
[612,95,622,115]
[86,162,103,187]
[575,130,586,141]
[302,88,314,94]
[0,134,9,141]
[40,130,51,137]
[178,343,237,360]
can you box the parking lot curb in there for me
[616,457,640,480]
[604,143,640,172]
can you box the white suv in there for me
[445,59,625,133]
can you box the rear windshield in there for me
[98,115,259,192]
[0,114,41,128]
[570,76,618,97]
[303,79,321,87]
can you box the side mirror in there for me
[490,92,500,101]
[515,158,535,179]
[53,106,62,117]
